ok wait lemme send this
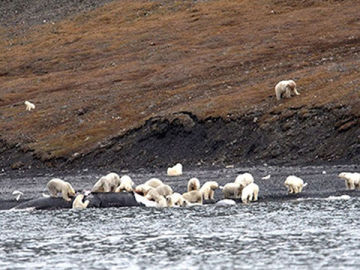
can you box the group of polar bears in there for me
[43,170,360,210]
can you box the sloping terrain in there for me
[0,0,359,170]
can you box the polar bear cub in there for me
[241,183,259,204]
[222,182,242,199]
[235,173,254,189]
[200,181,219,200]
[187,177,200,192]
[284,175,307,194]
[115,175,134,192]
[46,178,76,202]
[72,194,90,209]
[275,80,300,100]
[91,172,121,192]
[338,172,360,190]
[24,100,35,111]
[167,163,183,176]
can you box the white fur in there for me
[284,175,307,194]
[338,172,360,190]
[134,184,154,196]
[155,184,173,196]
[91,172,121,192]
[235,173,254,188]
[24,100,35,111]
[115,175,134,192]
[199,181,219,200]
[275,80,299,100]
[144,178,163,188]
[182,190,203,204]
[166,193,186,207]
[167,163,183,176]
[46,178,76,201]
[187,177,200,192]
[72,194,89,209]
[241,183,259,204]
[222,182,242,199]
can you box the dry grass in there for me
[0,0,359,159]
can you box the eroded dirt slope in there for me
[0,0,359,170]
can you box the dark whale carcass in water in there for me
[12,192,143,210]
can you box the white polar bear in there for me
[145,189,167,207]
[46,178,76,202]
[200,181,219,200]
[182,190,203,205]
[275,80,300,100]
[115,175,134,192]
[222,182,242,199]
[284,175,307,194]
[187,177,200,192]
[72,194,90,209]
[241,183,259,204]
[24,100,35,111]
[167,163,183,176]
[91,172,121,192]
[134,184,154,196]
[144,178,163,188]
[166,193,186,207]
[338,172,360,190]
[235,173,254,189]
[155,184,173,196]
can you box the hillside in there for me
[0,0,359,170]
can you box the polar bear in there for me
[145,189,167,207]
[284,175,307,194]
[115,175,134,192]
[338,172,360,190]
[200,181,219,200]
[222,182,242,199]
[166,193,186,207]
[235,173,254,189]
[187,177,200,192]
[46,178,76,202]
[182,190,203,205]
[155,184,173,196]
[241,183,259,204]
[167,163,183,176]
[275,80,300,100]
[144,178,163,188]
[91,172,121,192]
[134,184,154,196]
[24,100,35,111]
[72,194,90,209]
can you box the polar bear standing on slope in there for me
[24,100,35,111]
[115,175,134,193]
[275,80,300,100]
[338,172,360,190]
[241,183,259,204]
[72,194,90,209]
[46,178,76,202]
[284,175,307,194]
[91,172,121,192]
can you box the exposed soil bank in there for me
[0,0,360,171]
